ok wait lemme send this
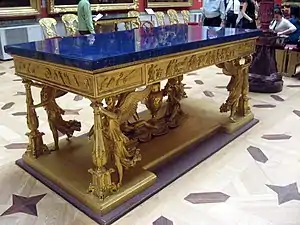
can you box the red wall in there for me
[274,0,281,4]
[190,0,202,10]
[139,0,145,11]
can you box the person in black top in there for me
[225,0,240,28]
[236,0,258,29]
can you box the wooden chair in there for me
[155,11,165,26]
[61,14,78,36]
[167,9,179,25]
[181,10,190,24]
[39,18,59,39]
[275,48,288,75]
[125,11,154,30]
[126,10,141,29]
[286,48,300,76]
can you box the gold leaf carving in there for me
[96,67,145,96]
[14,57,94,96]
[13,39,256,100]
[146,40,255,83]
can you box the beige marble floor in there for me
[1,60,300,225]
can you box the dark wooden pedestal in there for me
[249,33,284,93]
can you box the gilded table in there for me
[5,25,261,224]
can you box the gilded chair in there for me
[140,21,154,30]
[155,11,165,26]
[126,10,141,29]
[62,14,78,36]
[39,18,59,39]
[167,9,179,25]
[181,10,190,24]
[275,49,288,75]
[125,10,154,30]
[286,49,300,76]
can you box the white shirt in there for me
[225,0,240,14]
[269,18,297,34]
[203,0,226,20]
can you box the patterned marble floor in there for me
[1,60,300,225]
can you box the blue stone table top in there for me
[5,25,261,71]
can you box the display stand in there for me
[249,0,284,93]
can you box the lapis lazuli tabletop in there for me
[5,25,261,71]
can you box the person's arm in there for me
[220,0,226,20]
[241,2,253,22]
[202,0,207,18]
[252,0,259,12]
[226,0,233,14]
[269,20,276,30]
[219,0,226,27]
[278,20,297,35]
[83,1,95,34]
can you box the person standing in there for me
[77,0,95,35]
[269,9,296,36]
[225,0,240,27]
[236,0,258,29]
[288,5,300,44]
[203,0,226,27]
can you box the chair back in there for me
[181,10,190,24]
[167,9,179,25]
[155,11,165,26]
[39,18,58,39]
[62,14,78,36]
[127,10,141,29]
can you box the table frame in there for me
[12,37,257,213]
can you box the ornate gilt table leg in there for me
[33,86,81,151]
[145,83,168,136]
[146,83,163,120]
[178,75,188,98]
[23,79,49,158]
[218,56,254,133]
[88,101,116,200]
[163,77,185,128]
[238,56,252,117]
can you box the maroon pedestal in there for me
[249,34,284,93]
[249,0,284,93]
